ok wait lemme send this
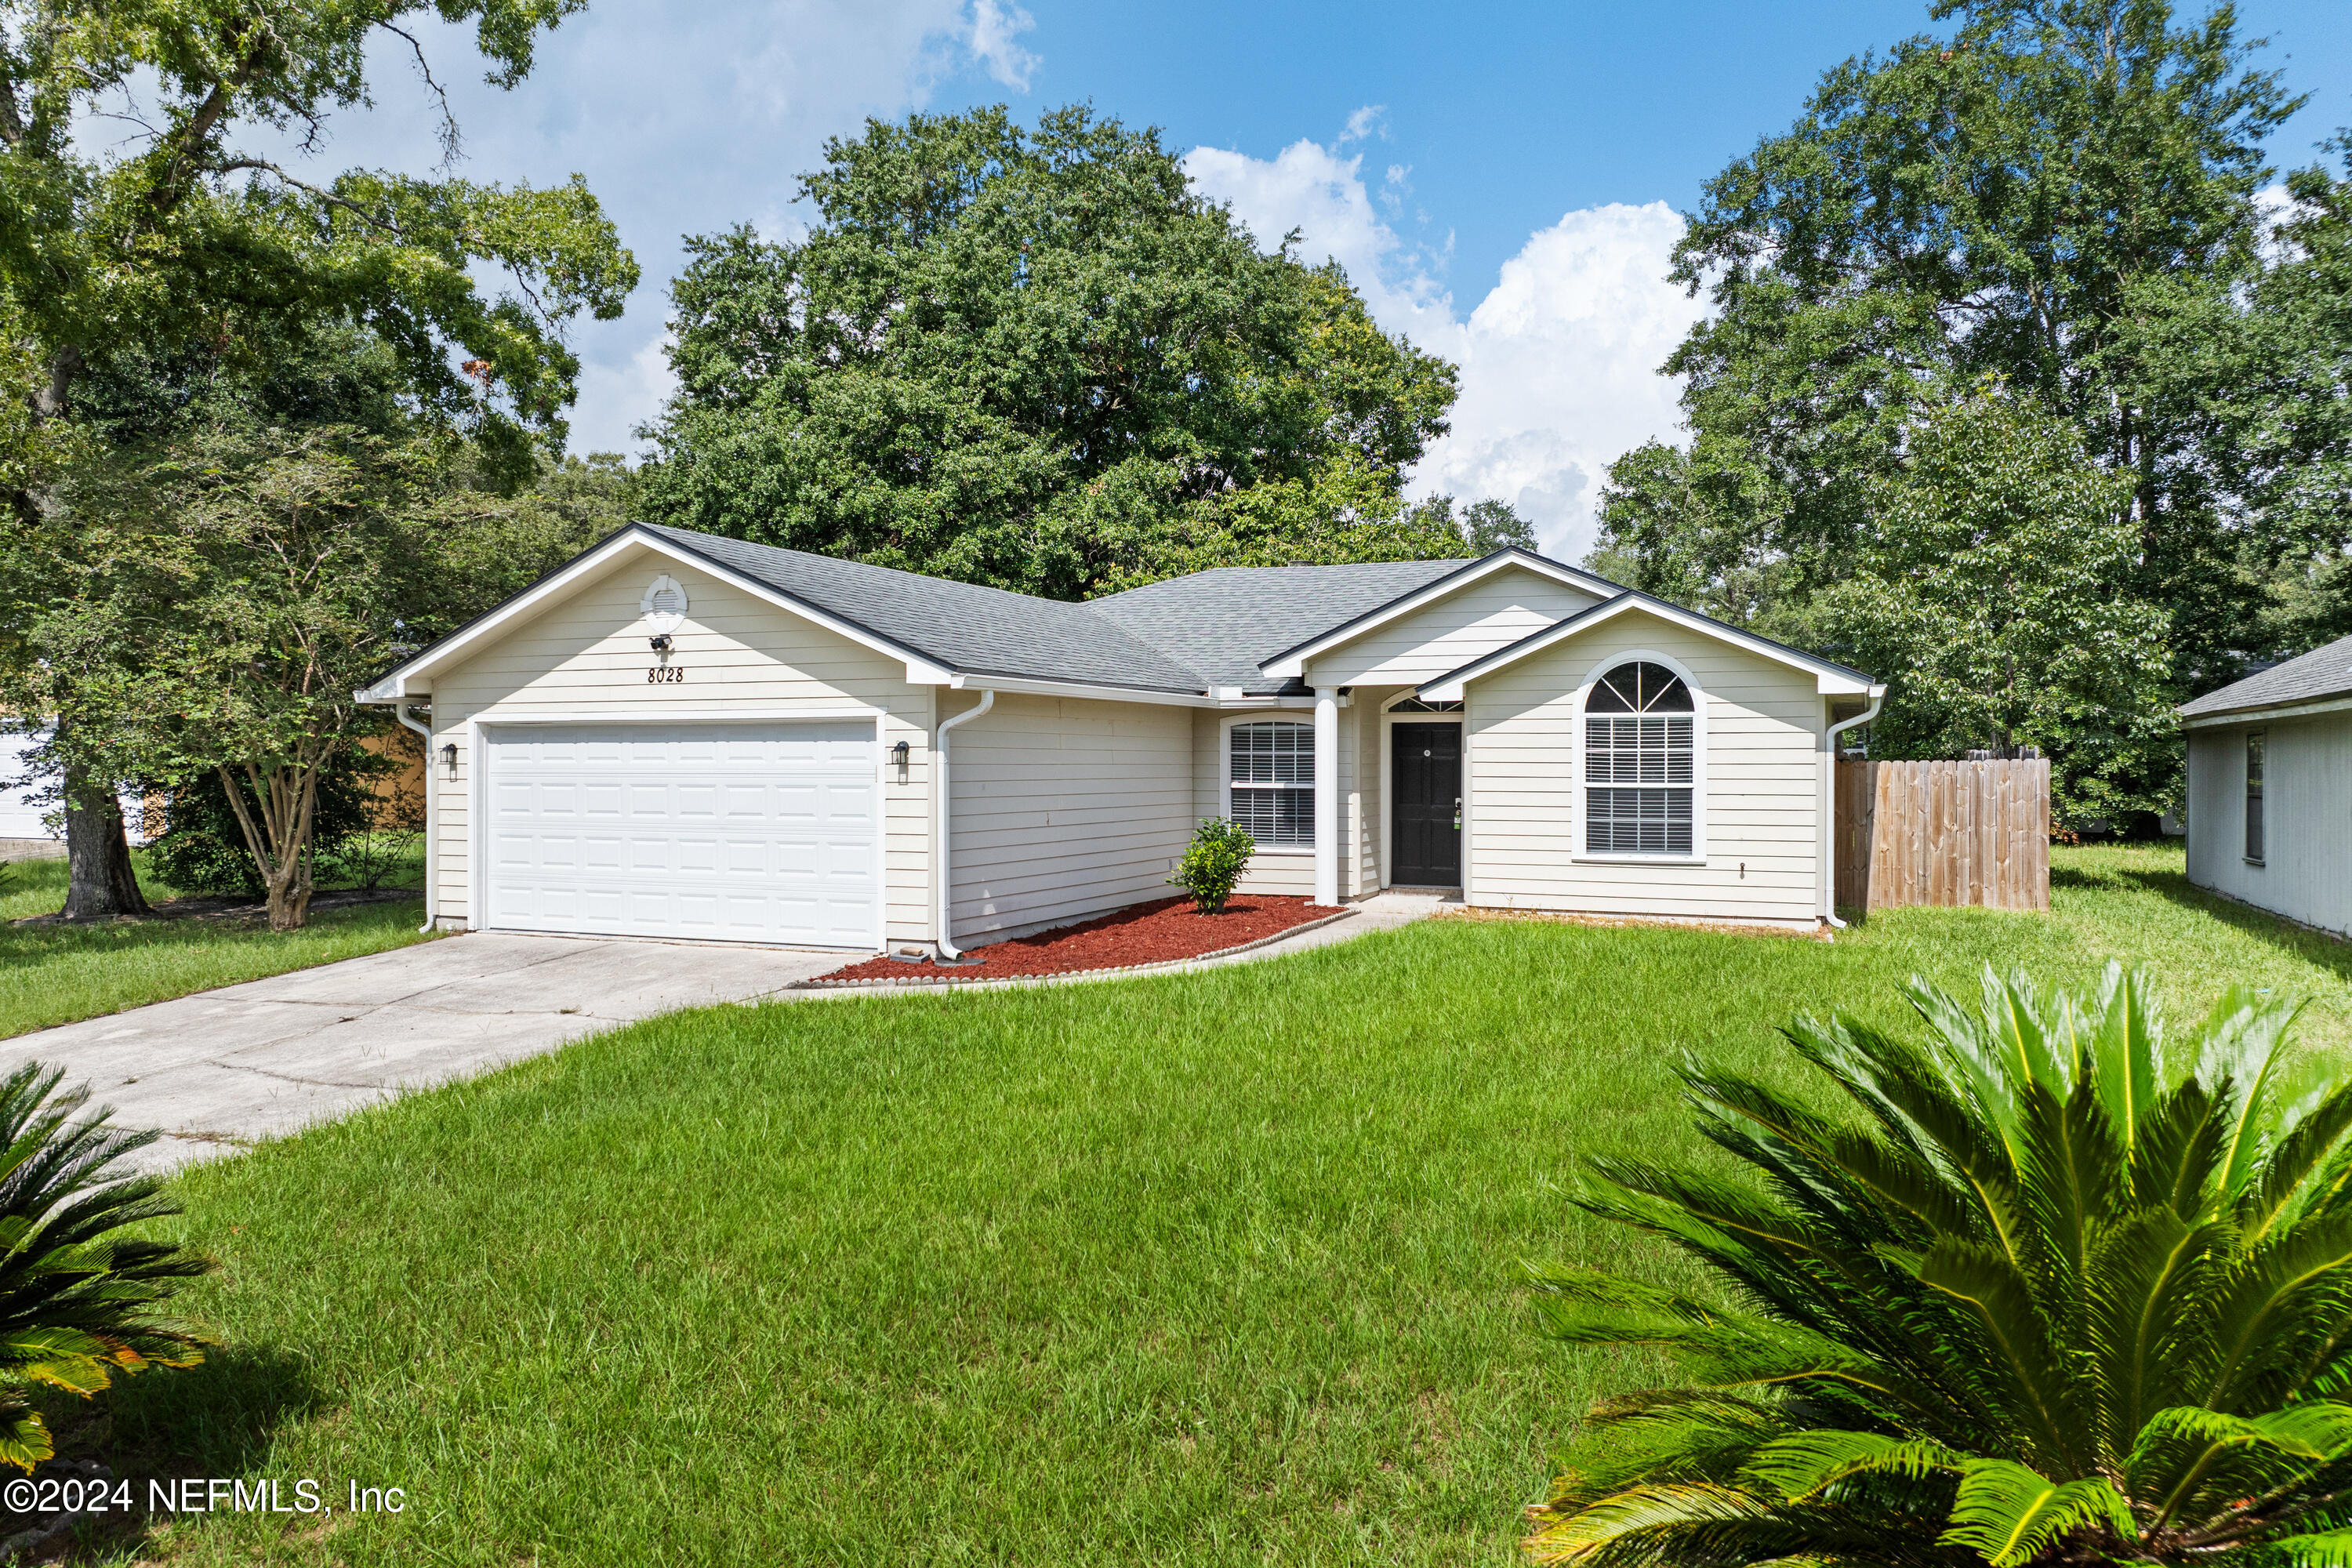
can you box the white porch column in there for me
[1313,686,1340,906]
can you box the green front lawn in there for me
[85,845,2352,1565]
[0,857,438,1040]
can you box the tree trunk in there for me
[218,761,321,931]
[60,764,148,921]
[262,854,313,932]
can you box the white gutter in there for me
[394,702,436,934]
[932,688,995,960]
[1820,685,1886,930]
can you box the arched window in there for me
[1584,661,1695,855]
[1229,720,1314,846]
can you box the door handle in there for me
[1453,796,1462,831]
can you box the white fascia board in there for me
[2181,694,2352,729]
[353,528,956,704]
[1417,593,1875,701]
[946,673,1211,707]
[1258,551,1618,680]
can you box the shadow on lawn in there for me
[2053,859,2352,985]
[100,1341,332,1475]
[7,1344,330,1560]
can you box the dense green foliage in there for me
[0,0,635,916]
[2145,137,2352,656]
[642,103,1481,599]
[1817,394,2176,825]
[0,1063,211,1472]
[147,759,372,900]
[0,0,637,484]
[2,419,623,926]
[1593,0,2352,818]
[1168,815,1256,915]
[1527,961,2352,1566]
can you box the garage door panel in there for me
[484,721,878,948]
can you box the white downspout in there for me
[933,688,995,960]
[1820,685,1887,930]
[395,702,436,935]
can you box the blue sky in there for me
[1025,0,2350,299]
[263,0,2352,556]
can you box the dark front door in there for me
[1392,723,1462,886]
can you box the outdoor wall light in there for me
[440,742,459,779]
[891,740,910,769]
[649,633,673,653]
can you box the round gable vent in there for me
[641,574,688,634]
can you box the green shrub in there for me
[147,758,379,897]
[1168,816,1254,915]
[1527,964,2352,1567]
[0,1064,212,1470]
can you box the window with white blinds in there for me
[1584,662,1697,855]
[1229,721,1314,846]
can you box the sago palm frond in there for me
[1526,964,2352,1566]
[0,1065,214,1469]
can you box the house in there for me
[2178,631,2352,938]
[355,523,1886,953]
[0,728,152,848]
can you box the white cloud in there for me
[568,333,679,457]
[967,0,1040,90]
[1185,139,1703,561]
[1185,140,1454,339]
[1338,104,1386,146]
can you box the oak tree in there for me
[643,104,1465,601]
[0,0,637,914]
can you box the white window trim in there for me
[2245,728,2267,868]
[1569,649,1708,866]
[1221,713,1318,855]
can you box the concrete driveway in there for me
[0,933,843,1174]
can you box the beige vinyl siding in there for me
[2186,713,2352,937]
[1466,608,1824,925]
[944,691,1194,940]
[1190,706,1374,897]
[1302,568,1603,688]
[419,546,935,944]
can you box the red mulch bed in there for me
[813,895,1336,984]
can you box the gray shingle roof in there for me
[644,525,1211,694]
[2178,632,2352,719]
[651,525,1471,695]
[1086,560,1471,692]
[389,522,1858,702]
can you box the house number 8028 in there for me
[647,666,685,684]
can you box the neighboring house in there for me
[0,728,151,844]
[2178,631,2352,938]
[0,729,49,839]
[356,523,1885,953]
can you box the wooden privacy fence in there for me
[1835,758,2050,915]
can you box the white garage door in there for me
[484,720,879,948]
